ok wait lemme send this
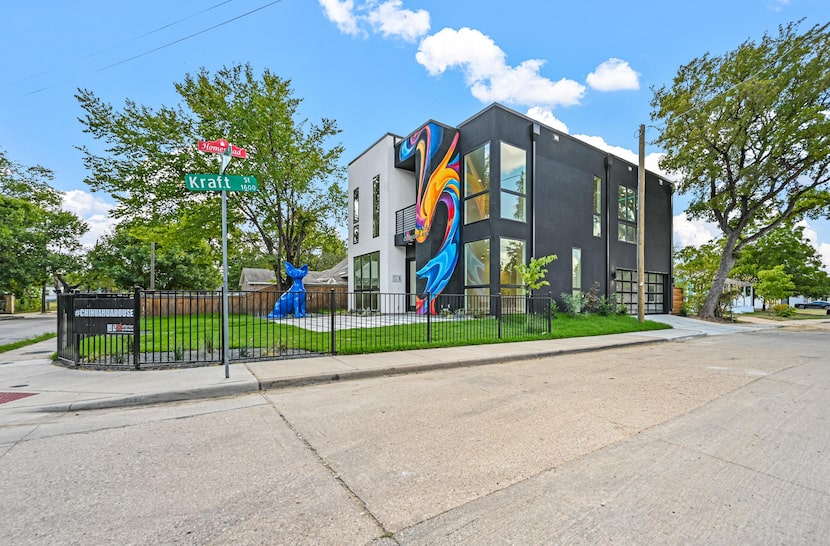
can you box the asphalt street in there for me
[0,312,56,345]
[1,321,827,545]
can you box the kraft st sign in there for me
[185,173,258,192]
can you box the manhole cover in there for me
[0,392,38,405]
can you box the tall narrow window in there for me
[353,251,379,310]
[372,175,380,238]
[571,247,582,313]
[500,238,526,313]
[464,238,491,314]
[592,176,602,237]
[464,143,490,224]
[617,186,637,243]
[500,142,526,222]
[352,187,359,245]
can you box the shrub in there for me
[772,303,795,317]
[560,292,587,317]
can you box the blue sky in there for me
[2,0,829,266]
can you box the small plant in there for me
[678,301,690,317]
[112,351,126,364]
[560,292,587,317]
[439,305,453,317]
[173,345,185,361]
[204,338,215,354]
[239,346,249,358]
[772,303,795,317]
[596,295,614,316]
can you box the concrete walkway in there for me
[0,315,778,413]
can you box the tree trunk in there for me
[700,239,739,319]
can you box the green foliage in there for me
[85,221,220,290]
[732,223,830,299]
[0,148,87,298]
[651,21,830,318]
[560,292,587,317]
[772,303,796,317]
[76,63,346,291]
[756,265,796,304]
[516,254,557,292]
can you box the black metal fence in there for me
[57,289,553,370]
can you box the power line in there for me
[20,1,232,84]
[96,0,284,72]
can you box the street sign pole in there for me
[221,188,230,378]
[220,145,232,379]
[192,139,254,379]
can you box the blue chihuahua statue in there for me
[267,262,309,319]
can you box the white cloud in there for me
[319,0,429,41]
[367,0,430,42]
[525,107,569,133]
[674,214,719,248]
[416,27,585,108]
[319,0,362,37]
[62,190,116,249]
[586,58,640,92]
[798,220,830,272]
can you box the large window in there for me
[592,176,602,237]
[352,187,359,244]
[353,251,379,310]
[372,175,380,238]
[464,143,490,224]
[500,142,526,222]
[464,238,491,313]
[618,185,637,243]
[500,238,526,313]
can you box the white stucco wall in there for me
[347,134,415,311]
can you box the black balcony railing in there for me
[395,204,417,245]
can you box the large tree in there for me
[651,21,830,319]
[77,63,347,291]
[0,149,87,302]
[731,223,830,301]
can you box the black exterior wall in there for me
[455,104,673,313]
[389,103,673,314]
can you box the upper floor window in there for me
[592,176,602,237]
[464,143,490,224]
[500,142,526,222]
[372,175,380,238]
[352,187,359,244]
[618,185,637,243]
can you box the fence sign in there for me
[73,296,135,335]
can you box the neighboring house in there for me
[238,268,278,292]
[723,278,756,314]
[239,259,349,292]
[348,103,674,315]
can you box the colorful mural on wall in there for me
[398,123,461,314]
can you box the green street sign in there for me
[184,174,258,192]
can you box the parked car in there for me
[794,300,830,310]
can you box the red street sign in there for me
[198,139,247,158]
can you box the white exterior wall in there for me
[347,134,415,312]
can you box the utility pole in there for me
[637,124,646,323]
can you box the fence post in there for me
[547,291,553,333]
[133,287,141,369]
[329,289,336,355]
[497,293,502,339]
[426,292,431,343]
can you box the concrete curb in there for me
[256,333,707,391]
[38,380,261,412]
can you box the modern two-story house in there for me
[348,103,673,315]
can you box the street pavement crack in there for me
[261,393,392,540]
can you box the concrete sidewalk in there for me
[0,315,774,413]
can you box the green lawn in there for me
[73,312,670,360]
[0,332,57,354]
